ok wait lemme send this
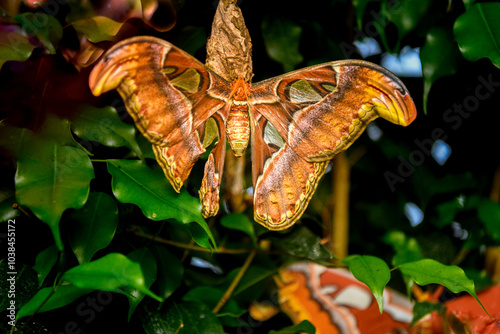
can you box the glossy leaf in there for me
[342,255,391,313]
[71,106,142,157]
[420,27,461,113]
[69,192,118,264]
[127,248,157,320]
[478,199,500,243]
[220,213,255,240]
[262,16,303,72]
[106,159,215,250]
[399,259,486,314]
[16,144,94,250]
[71,16,123,43]
[178,301,224,334]
[32,245,58,287]
[269,320,316,334]
[16,285,92,320]
[15,13,63,54]
[0,25,36,69]
[141,302,183,334]
[454,3,500,68]
[271,226,334,265]
[62,253,162,302]
[150,245,183,300]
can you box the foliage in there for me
[1,0,499,333]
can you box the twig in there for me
[212,247,257,314]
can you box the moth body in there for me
[227,78,251,156]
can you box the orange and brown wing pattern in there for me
[251,60,416,162]
[89,36,233,193]
[89,36,230,147]
[249,60,416,229]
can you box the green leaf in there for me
[141,302,183,334]
[15,13,62,54]
[126,248,157,320]
[182,287,245,318]
[107,159,215,250]
[177,301,224,334]
[62,253,162,302]
[454,2,500,68]
[71,16,123,42]
[269,320,316,334]
[352,0,382,29]
[420,27,461,113]
[0,188,19,221]
[410,301,445,328]
[150,245,183,300]
[32,245,58,287]
[16,285,92,320]
[225,265,275,297]
[342,255,391,313]
[478,199,500,243]
[71,106,142,158]
[383,231,423,266]
[16,144,94,250]
[0,25,36,69]
[0,262,38,312]
[220,213,255,241]
[262,16,303,72]
[383,0,433,48]
[398,259,486,314]
[271,226,334,265]
[69,192,118,264]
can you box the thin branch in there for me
[212,247,257,314]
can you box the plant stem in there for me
[212,247,257,314]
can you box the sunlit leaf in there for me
[269,320,316,334]
[71,106,142,158]
[383,230,423,266]
[342,255,390,313]
[399,259,486,314]
[15,13,63,54]
[32,245,58,287]
[69,192,118,264]
[71,16,123,43]
[262,16,303,72]
[16,285,92,320]
[62,253,162,302]
[127,248,157,320]
[454,2,500,68]
[107,159,215,250]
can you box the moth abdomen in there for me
[227,103,250,156]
